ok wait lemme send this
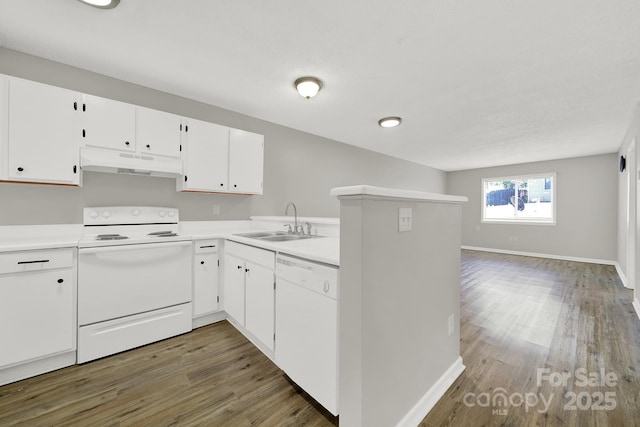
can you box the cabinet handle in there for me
[245,268,250,273]
[185,125,189,132]
[57,278,64,284]
[237,265,242,269]
[82,129,86,138]
[17,167,24,172]
[125,141,130,146]
[73,165,77,174]
[233,184,237,188]
[17,259,49,265]
[184,175,188,182]
[220,183,224,187]
[201,261,205,265]
[83,103,86,112]
[146,144,150,149]
[73,101,77,111]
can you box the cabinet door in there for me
[228,129,264,194]
[136,106,181,158]
[193,252,219,316]
[7,77,79,185]
[80,94,135,152]
[0,269,74,367]
[223,253,245,325]
[179,119,229,192]
[245,261,275,351]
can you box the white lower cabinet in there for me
[223,241,275,352]
[193,240,220,317]
[223,252,246,325]
[244,261,275,351]
[0,248,77,385]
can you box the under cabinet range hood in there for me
[80,147,182,178]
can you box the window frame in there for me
[481,172,557,225]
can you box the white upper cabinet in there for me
[228,129,264,195]
[4,76,80,185]
[136,106,181,158]
[178,118,229,192]
[79,94,136,152]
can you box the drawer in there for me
[0,248,74,275]
[194,239,219,254]
[225,240,274,269]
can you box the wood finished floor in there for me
[422,250,640,427]
[1,250,639,426]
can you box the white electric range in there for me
[77,206,193,363]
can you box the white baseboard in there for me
[461,246,616,266]
[395,356,465,427]
[633,298,640,320]
[614,262,630,288]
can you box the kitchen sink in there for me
[234,231,288,238]
[233,231,324,242]
[260,234,321,242]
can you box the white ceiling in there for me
[1,0,639,171]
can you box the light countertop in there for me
[0,221,340,266]
[182,221,339,266]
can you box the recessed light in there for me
[294,77,322,99]
[77,0,120,9]
[378,117,402,128]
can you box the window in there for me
[482,173,556,224]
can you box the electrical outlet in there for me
[212,204,220,215]
[398,207,412,232]
[448,314,455,336]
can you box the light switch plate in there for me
[398,207,412,232]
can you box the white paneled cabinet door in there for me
[80,94,136,152]
[223,253,245,325]
[245,261,275,351]
[228,129,264,194]
[136,106,181,158]
[0,269,74,367]
[179,119,229,192]
[194,251,219,316]
[7,77,79,185]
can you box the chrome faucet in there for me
[285,202,299,234]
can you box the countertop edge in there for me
[330,184,468,203]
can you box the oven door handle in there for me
[79,240,191,254]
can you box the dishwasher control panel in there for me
[276,255,338,299]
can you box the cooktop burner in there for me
[79,207,188,248]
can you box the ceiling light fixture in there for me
[378,116,402,128]
[294,77,322,99]
[77,0,120,9]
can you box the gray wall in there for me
[0,47,445,225]
[338,194,462,426]
[617,104,640,297]
[447,154,618,261]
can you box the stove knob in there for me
[102,211,111,218]
[89,210,99,219]
[132,209,141,217]
[168,211,176,217]
[158,211,166,217]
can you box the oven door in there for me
[78,241,192,326]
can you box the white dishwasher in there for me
[275,254,339,416]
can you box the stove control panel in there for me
[83,206,179,225]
